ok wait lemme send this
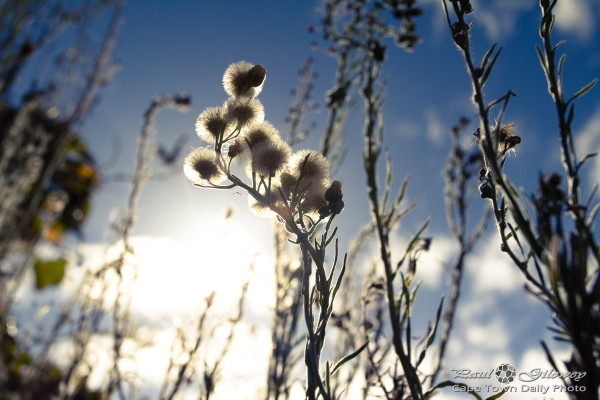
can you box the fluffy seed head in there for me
[289,150,330,188]
[475,123,521,155]
[251,139,292,177]
[223,61,266,98]
[497,122,517,143]
[224,97,264,129]
[497,123,521,154]
[248,196,275,218]
[183,148,225,185]
[300,186,328,216]
[195,107,228,144]
[244,121,280,148]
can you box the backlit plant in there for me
[184,61,351,400]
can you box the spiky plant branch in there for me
[442,0,600,397]
[104,94,190,400]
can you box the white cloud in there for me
[469,0,599,41]
[472,0,537,41]
[465,317,510,351]
[467,234,524,294]
[554,0,597,39]
[417,235,455,288]
[395,117,420,138]
[425,108,446,146]
[15,230,277,399]
[394,108,447,146]
[389,231,454,289]
[575,102,600,188]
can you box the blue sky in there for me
[17,0,600,398]
[81,0,600,242]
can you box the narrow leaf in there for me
[557,53,566,80]
[577,152,597,172]
[553,39,566,52]
[381,150,393,211]
[587,202,600,228]
[535,45,547,73]
[569,78,598,103]
[416,296,445,367]
[566,103,574,126]
[331,341,368,375]
[330,255,347,304]
[480,46,502,87]
[480,43,498,72]
[325,361,331,393]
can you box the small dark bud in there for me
[462,0,474,14]
[407,8,423,18]
[421,237,432,251]
[545,172,561,188]
[394,10,406,19]
[174,93,191,107]
[247,65,267,87]
[479,182,493,199]
[479,168,487,181]
[372,41,386,62]
[20,41,35,57]
[451,22,468,49]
